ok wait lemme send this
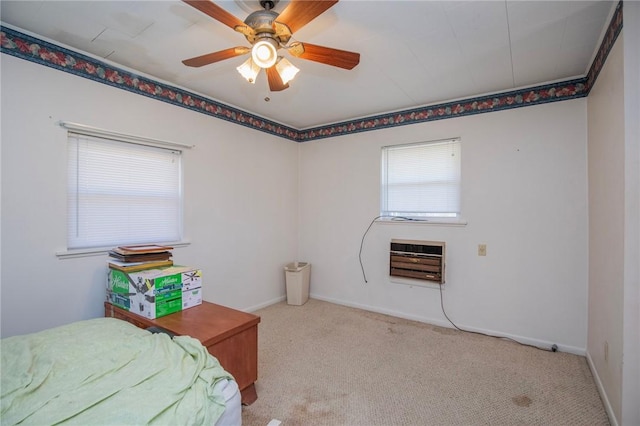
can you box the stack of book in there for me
[108,244,174,272]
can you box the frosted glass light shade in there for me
[237,58,260,83]
[275,58,300,84]
[251,39,278,69]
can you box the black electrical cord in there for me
[358,215,428,283]
[438,283,555,352]
[358,214,557,353]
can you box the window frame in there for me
[58,122,190,257]
[380,138,463,224]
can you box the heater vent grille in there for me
[390,239,445,284]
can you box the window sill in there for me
[56,241,191,259]
[377,218,468,227]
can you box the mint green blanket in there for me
[1,318,234,425]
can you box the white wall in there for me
[0,55,299,337]
[299,99,589,353]
[587,35,625,422]
[587,5,640,424]
[621,5,640,425]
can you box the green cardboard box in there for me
[106,266,198,319]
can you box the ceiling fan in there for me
[181,0,360,92]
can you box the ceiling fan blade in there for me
[275,0,339,34]
[182,0,250,33]
[289,42,360,70]
[182,47,250,67]
[266,66,289,92]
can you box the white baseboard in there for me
[309,293,586,356]
[242,295,286,313]
[586,350,618,426]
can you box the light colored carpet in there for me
[242,299,609,426]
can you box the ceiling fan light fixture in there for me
[275,57,299,85]
[251,38,278,68]
[237,57,260,83]
[181,0,359,92]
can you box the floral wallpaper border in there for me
[298,1,623,142]
[586,1,623,91]
[297,78,588,141]
[0,25,299,140]
[0,1,622,142]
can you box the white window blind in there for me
[381,138,461,219]
[67,132,183,249]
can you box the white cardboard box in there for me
[182,269,202,291]
[182,287,203,310]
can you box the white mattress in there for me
[214,379,242,426]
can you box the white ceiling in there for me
[0,0,615,129]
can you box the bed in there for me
[0,318,242,425]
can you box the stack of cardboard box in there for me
[106,246,203,319]
[108,244,174,272]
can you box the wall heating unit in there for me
[389,239,445,284]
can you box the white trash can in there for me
[284,262,311,305]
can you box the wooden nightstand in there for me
[105,301,260,405]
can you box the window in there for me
[67,132,183,249]
[381,138,461,219]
